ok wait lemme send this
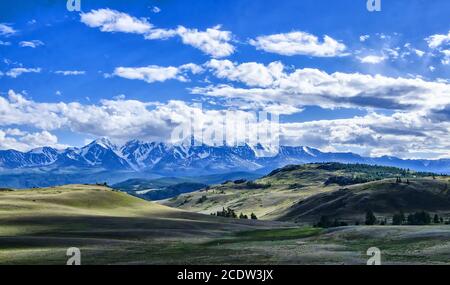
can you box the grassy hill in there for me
[162,163,445,220]
[280,177,450,223]
[0,184,284,264]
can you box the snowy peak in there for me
[1,139,450,174]
[85,137,118,150]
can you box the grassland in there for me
[1,183,450,265]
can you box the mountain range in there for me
[1,137,450,188]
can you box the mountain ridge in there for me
[2,138,450,175]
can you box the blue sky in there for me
[0,0,449,159]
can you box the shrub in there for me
[196,195,207,204]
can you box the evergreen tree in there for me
[433,214,440,224]
[239,213,248,219]
[392,211,406,225]
[250,213,258,220]
[365,210,377,225]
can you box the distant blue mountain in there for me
[1,137,450,188]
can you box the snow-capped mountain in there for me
[1,138,450,175]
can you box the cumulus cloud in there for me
[80,9,235,58]
[0,40,11,46]
[55,70,86,76]
[195,60,450,113]
[80,8,153,34]
[426,30,450,49]
[249,31,347,57]
[19,40,44,48]
[176,25,235,58]
[424,30,450,65]
[206,59,283,87]
[0,23,16,36]
[113,63,203,83]
[279,110,450,159]
[6,67,41,78]
[0,129,66,151]
[4,89,450,158]
[0,90,232,145]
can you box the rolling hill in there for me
[279,178,450,223]
[0,184,281,264]
[163,163,448,221]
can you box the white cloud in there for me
[194,60,450,113]
[423,30,450,64]
[0,23,16,36]
[144,28,177,40]
[414,49,425,57]
[442,50,450,65]
[113,63,203,83]
[80,8,153,34]
[19,40,44,48]
[4,89,450,158]
[6,67,41,78]
[426,30,450,49]
[357,54,387,64]
[359,35,370,42]
[176,25,235,58]
[0,40,11,46]
[279,110,450,159]
[206,59,283,87]
[249,31,347,57]
[2,89,450,159]
[55,70,85,76]
[0,129,66,151]
[80,9,235,58]
[152,6,161,13]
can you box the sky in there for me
[0,0,449,159]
